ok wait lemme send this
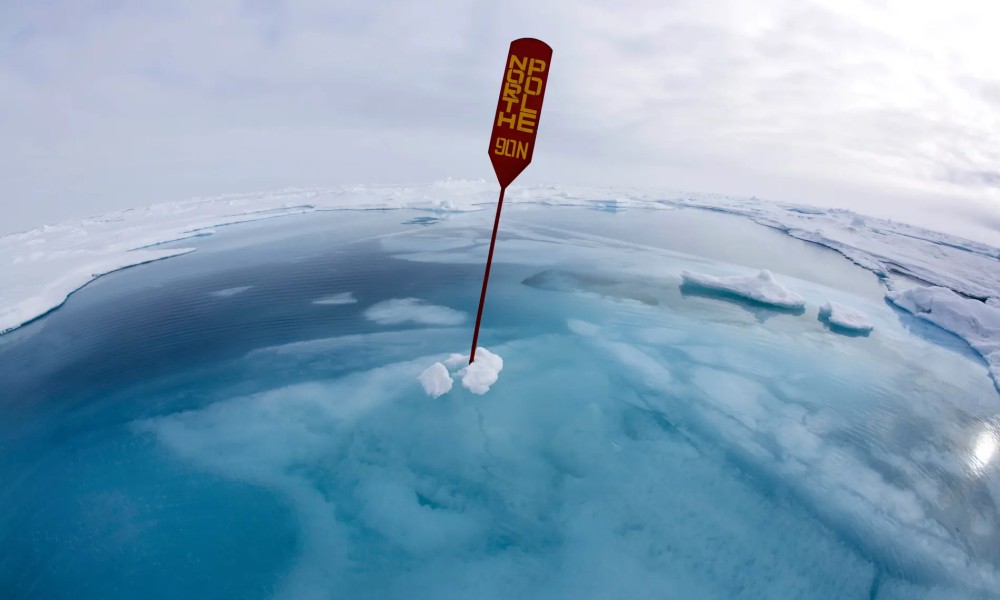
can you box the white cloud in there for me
[1,0,997,239]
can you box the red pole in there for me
[470,185,507,363]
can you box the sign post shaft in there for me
[470,185,507,364]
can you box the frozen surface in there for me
[312,292,357,305]
[364,298,466,326]
[681,269,806,309]
[1,205,999,599]
[3,180,999,338]
[888,286,1000,390]
[820,301,874,332]
[209,285,253,298]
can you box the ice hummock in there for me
[888,286,1000,390]
[681,269,806,309]
[819,301,873,333]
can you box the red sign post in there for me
[470,38,552,363]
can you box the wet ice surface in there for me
[1,207,999,599]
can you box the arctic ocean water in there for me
[1,206,998,599]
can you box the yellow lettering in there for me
[496,111,516,129]
[502,80,521,111]
[493,137,530,160]
[508,54,528,72]
[525,76,543,95]
[527,58,546,76]
[506,67,524,86]
[516,107,537,133]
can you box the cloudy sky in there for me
[2,0,999,242]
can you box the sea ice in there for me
[3,180,998,340]
[312,292,357,305]
[887,286,1000,390]
[208,285,252,298]
[363,298,466,326]
[819,301,873,332]
[417,362,452,398]
[681,269,806,309]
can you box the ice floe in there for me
[681,269,806,309]
[819,301,873,333]
[887,286,1000,390]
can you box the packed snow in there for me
[681,269,806,309]
[457,348,504,394]
[819,301,874,333]
[887,286,1000,390]
[417,362,452,398]
[418,349,504,397]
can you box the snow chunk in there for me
[312,292,357,305]
[418,362,453,398]
[819,301,873,332]
[681,269,806,309]
[887,286,1000,390]
[458,348,504,394]
[444,353,467,368]
[364,298,466,326]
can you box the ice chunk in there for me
[418,362,453,398]
[681,269,806,309]
[312,292,357,305]
[887,286,1000,390]
[819,301,873,332]
[364,298,466,326]
[458,348,503,394]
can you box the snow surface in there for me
[887,286,1000,390]
[819,301,874,332]
[2,179,999,385]
[681,269,806,309]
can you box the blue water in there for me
[1,207,998,599]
